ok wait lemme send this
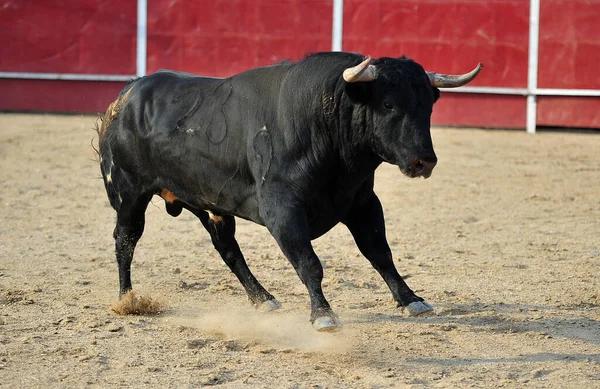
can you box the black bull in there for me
[98,52,482,331]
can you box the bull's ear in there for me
[433,87,440,103]
[345,82,373,104]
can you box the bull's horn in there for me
[343,56,377,83]
[426,63,483,88]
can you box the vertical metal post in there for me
[332,0,344,51]
[526,0,541,134]
[137,0,148,77]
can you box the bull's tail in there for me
[97,79,137,143]
[95,79,138,211]
[91,117,103,166]
[99,142,123,211]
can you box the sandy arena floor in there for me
[0,113,599,388]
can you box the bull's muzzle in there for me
[409,157,437,178]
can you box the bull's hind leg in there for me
[100,138,152,297]
[192,210,281,311]
[112,192,152,297]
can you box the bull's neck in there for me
[329,89,382,174]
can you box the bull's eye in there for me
[383,102,394,110]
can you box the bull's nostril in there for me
[414,161,425,175]
[409,158,437,178]
[411,158,437,177]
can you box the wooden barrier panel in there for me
[0,0,136,75]
[342,0,531,128]
[146,0,333,76]
[537,0,600,127]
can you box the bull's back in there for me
[99,71,264,221]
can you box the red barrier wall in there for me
[0,0,136,74]
[146,0,333,76]
[343,0,530,128]
[537,0,600,127]
[0,0,598,129]
[0,0,135,112]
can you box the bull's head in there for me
[343,56,482,178]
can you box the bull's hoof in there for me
[258,298,282,312]
[312,316,342,332]
[406,301,434,316]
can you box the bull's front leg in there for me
[259,197,341,332]
[343,193,434,316]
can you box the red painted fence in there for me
[0,0,598,129]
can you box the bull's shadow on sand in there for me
[405,352,600,367]
[342,302,600,378]
[352,301,600,346]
